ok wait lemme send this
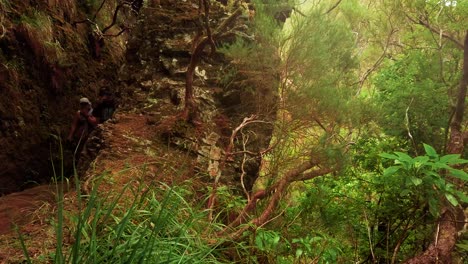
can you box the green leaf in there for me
[422,170,440,178]
[296,248,303,258]
[409,176,422,186]
[309,236,323,242]
[449,169,468,181]
[399,189,411,196]
[445,193,459,206]
[379,153,398,160]
[273,235,280,244]
[414,156,430,164]
[394,152,413,163]
[454,190,468,203]
[431,162,451,170]
[255,235,265,250]
[439,154,468,165]
[428,198,439,217]
[383,166,400,177]
[423,144,438,158]
[255,230,280,251]
[414,156,430,169]
[456,241,468,251]
[431,177,446,190]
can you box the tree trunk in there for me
[405,30,468,264]
[447,31,468,155]
[405,209,458,264]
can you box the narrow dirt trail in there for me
[0,113,156,236]
[0,185,57,235]
[80,111,197,193]
[0,109,199,261]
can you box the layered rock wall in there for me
[119,0,279,192]
[0,0,133,194]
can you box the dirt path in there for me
[0,185,57,235]
[0,108,201,262]
[80,112,195,192]
[0,113,154,236]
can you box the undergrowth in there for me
[18,145,233,264]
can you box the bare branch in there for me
[101,2,132,34]
[405,14,464,50]
[239,131,250,201]
[313,117,329,133]
[207,115,270,219]
[184,7,244,121]
[325,0,343,15]
[0,24,5,39]
[222,156,335,235]
[93,0,108,21]
[297,166,333,181]
[405,98,419,155]
[202,0,216,55]
[72,18,97,27]
[355,28,396,93]
[292,7,307,18]
[226,115,258,159]
[103,26,129,37]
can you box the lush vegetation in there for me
[13,0,468,263]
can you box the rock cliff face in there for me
[0,0,133,195]
[119,0,279,192]
[0,0,279,196]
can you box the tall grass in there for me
[20,140,230,263]
[64,180,227,263]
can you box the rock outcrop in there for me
[118,0,279,193]
[0,0,135,195]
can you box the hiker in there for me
[93,88,116,124]
[67,97,98,154]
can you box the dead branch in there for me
[355,28,396,92]
[202,0,216,55]
[223,161,334,241]
[405,14,464,50]
[101,1,132,34]
[313,117,329,133]
[291,7,307,18]
[103,26,129,37]
[72,18,97,27]
[226,132,279,157]
[226,115,258,159]
[240,131,250,201]
[0,20,5,39]
[405,98,418,155]
[325,0,343,15]
[93,0,108,20]
[184,7,244,122]
[207,115,270,220]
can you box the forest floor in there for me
[0,109,206,262]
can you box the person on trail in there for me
[67,97,98,154]
[93,88,116,124]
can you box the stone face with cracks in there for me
[119,1,279,193]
